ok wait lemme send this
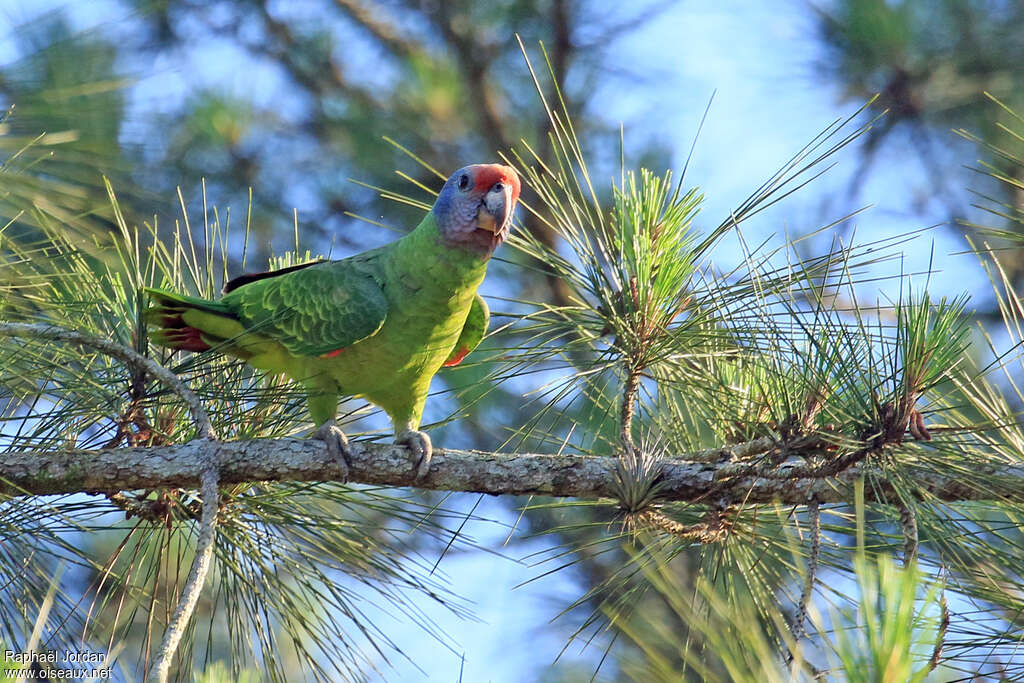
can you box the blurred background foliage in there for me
[2,0,1024,681]
[815,0,1024,286]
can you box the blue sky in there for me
[0,1,1007,680]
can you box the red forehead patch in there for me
[472,164,521,202]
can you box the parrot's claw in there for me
[314,419,352,482]
[396,429,432,482]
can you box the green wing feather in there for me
[224,258,388,357]
[443,294,489,367]
[146,257,388,358]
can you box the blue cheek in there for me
[434,184,478,236]
[433,186,453,225]
[461,201,477,227]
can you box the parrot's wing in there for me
[443,293,489,367]
[226,258,388,357]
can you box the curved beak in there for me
[477,184,513,234]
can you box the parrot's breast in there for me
[312,231,489,425]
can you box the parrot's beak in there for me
[478,183,512,234]
[476,204,498,233]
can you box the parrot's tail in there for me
[145,288,237,353]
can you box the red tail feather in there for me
[164,326,212,352]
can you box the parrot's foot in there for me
[314,419,352,482]
[395,429,432,482]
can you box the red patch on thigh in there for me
[443,346,470,367]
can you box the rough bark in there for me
[3,437,1020,504]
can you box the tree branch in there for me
[4,437,1022,504]
[0,323,216,683]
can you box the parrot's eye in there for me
[491,182,503,193]
[458,173,470,191]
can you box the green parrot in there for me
[146,163,520,480]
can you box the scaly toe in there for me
[396,429,432,482]
[314,420,351,482]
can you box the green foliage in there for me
[829,555,941,682]
[195,661,261,683]
[815,0,1024,285]
[615,550,804,682]
[817,0,1024,134]
[4,10,1024,680]
[0,191,486,681]
[99,0,676,274]
[615,504,948,682]
[958,93,1024,255]
[0,13,144,250]
[475,47,1024,679]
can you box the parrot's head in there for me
[434,163,520,254]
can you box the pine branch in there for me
[5,437,1023,504]
[0,323,216,683]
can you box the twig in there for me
[899,501,919,567]
[611,363,663,512]
[634,508,730,544]
[791,501,821,645]
[929,580,949,672]
[0,323,218,683]
[619,365,640,457]
[145,466,218,683]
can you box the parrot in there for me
[145,163,520,481]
